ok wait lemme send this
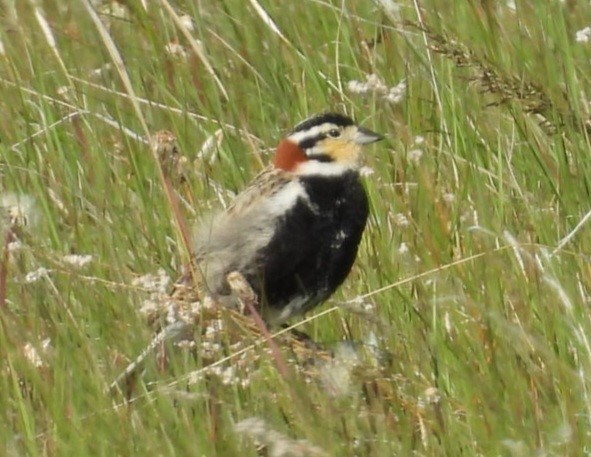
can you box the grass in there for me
[1,0,591,455]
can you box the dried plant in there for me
[405,21,591,136]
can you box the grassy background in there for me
[1,0,591,455]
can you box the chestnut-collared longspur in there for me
[195,113,383,325]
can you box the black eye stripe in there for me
[306,154,333,162]
[298,133,328,150]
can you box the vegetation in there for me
[1,0,591,455]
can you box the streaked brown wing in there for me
[226,166,293,217]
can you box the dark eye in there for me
[328,129,341,138]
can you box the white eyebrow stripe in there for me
[287,123,338,143]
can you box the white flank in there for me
[274,295,311,324]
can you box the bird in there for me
[194,112,383,326]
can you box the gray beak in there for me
[355,126,384,145]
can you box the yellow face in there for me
[286,116,383,171]
[316,125,364,166]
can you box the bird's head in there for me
[274,113,383,174]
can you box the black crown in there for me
[291,112,355,134]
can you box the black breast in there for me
[251,171,369,316]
